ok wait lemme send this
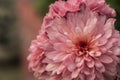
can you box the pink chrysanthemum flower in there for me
[27,0,120,80]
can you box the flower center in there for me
[79,41,87,48]
[76,41,89,56]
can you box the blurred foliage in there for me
[0,0,21,80]
[0,0,20,66]
[34,0,55,16]
[106,0,120,31]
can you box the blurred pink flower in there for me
[28,0,120,80]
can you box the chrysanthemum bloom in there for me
[27,0,120,80]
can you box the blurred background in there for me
[0,0,119,80]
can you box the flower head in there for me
[28,0,120,80]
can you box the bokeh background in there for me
[0,0,119,80]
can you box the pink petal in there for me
[95,60,105,72]
[56,65,66,74]
[53,53,71,62]
[53,43,69,51]
[45,51,58,60]
[62,54,76,72]
[86,60,94,68]
[95,71,104,80]
[112,47,120,56]
[104,63,117,76]
[76,59,84,67]
[99,55,113,64]
[71,69,80,78]
[46,64,58,71]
